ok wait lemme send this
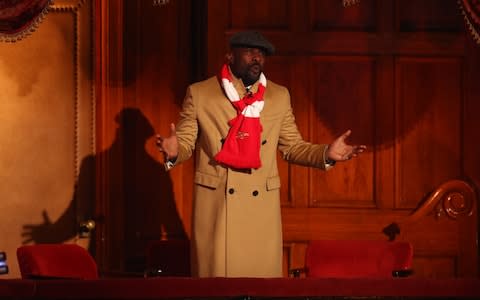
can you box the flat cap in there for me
[229,31,275,55]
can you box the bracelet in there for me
[164,160,175,171]
[325,158,336,166]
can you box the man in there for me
[157,31,366,278]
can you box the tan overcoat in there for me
[173,70,329,278]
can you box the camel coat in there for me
[172,71,329,278]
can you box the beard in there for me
[242,63,262,86]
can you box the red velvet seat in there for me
[16,244,98,279]
[291,240,413,278]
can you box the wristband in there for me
[325,158,336,166]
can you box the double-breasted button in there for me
[252,190,259,196]
[228,188,235,194]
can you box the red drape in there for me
[459,0,480,44]
[0,0,51,42]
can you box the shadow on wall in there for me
[21,107,187,273]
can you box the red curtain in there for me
[0,0,51,42]
[459,0,480,44]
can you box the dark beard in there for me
[242,64,262,86]
[242,76,258,87]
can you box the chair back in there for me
[17,244,98,279]
[145,239,190,277]
[305,240,413,278]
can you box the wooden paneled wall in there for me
[95,0,480,278]
[204,0,480,278]
[95,0,195,273]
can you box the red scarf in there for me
[214,64,266,169]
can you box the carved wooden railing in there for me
[410,179,476,221]
[384,179,477,241]
[382,179,478,277]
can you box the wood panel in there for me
[206,0,479,279]
[397,0,464,32]
[93,0,480,278]
[95,0,193,274]
[229,0,290,30]
[395,57,462,209]
[309,0,377,31]
[464,36,480,198]
[309,56,375,207]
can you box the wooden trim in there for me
[94,0,125,274]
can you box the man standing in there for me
[157,31,366,277]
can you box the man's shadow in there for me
[22,107,187,273]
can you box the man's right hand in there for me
[156,123,179,161]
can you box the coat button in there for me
[252,190,259,196]
[228,188,235,194]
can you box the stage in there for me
[1,277,480,299]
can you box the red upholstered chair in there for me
[16,244,98,279]
[290,240,413,278]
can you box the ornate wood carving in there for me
[383,180,477,240]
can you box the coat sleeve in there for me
[277,89,329,170]
[175,85,198,164]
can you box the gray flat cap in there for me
[229,31,275,55]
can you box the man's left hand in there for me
[326,130,366,162]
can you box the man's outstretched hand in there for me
[326,130,366,162]
[156,123,179,161]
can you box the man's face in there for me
[228,47,266,86]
